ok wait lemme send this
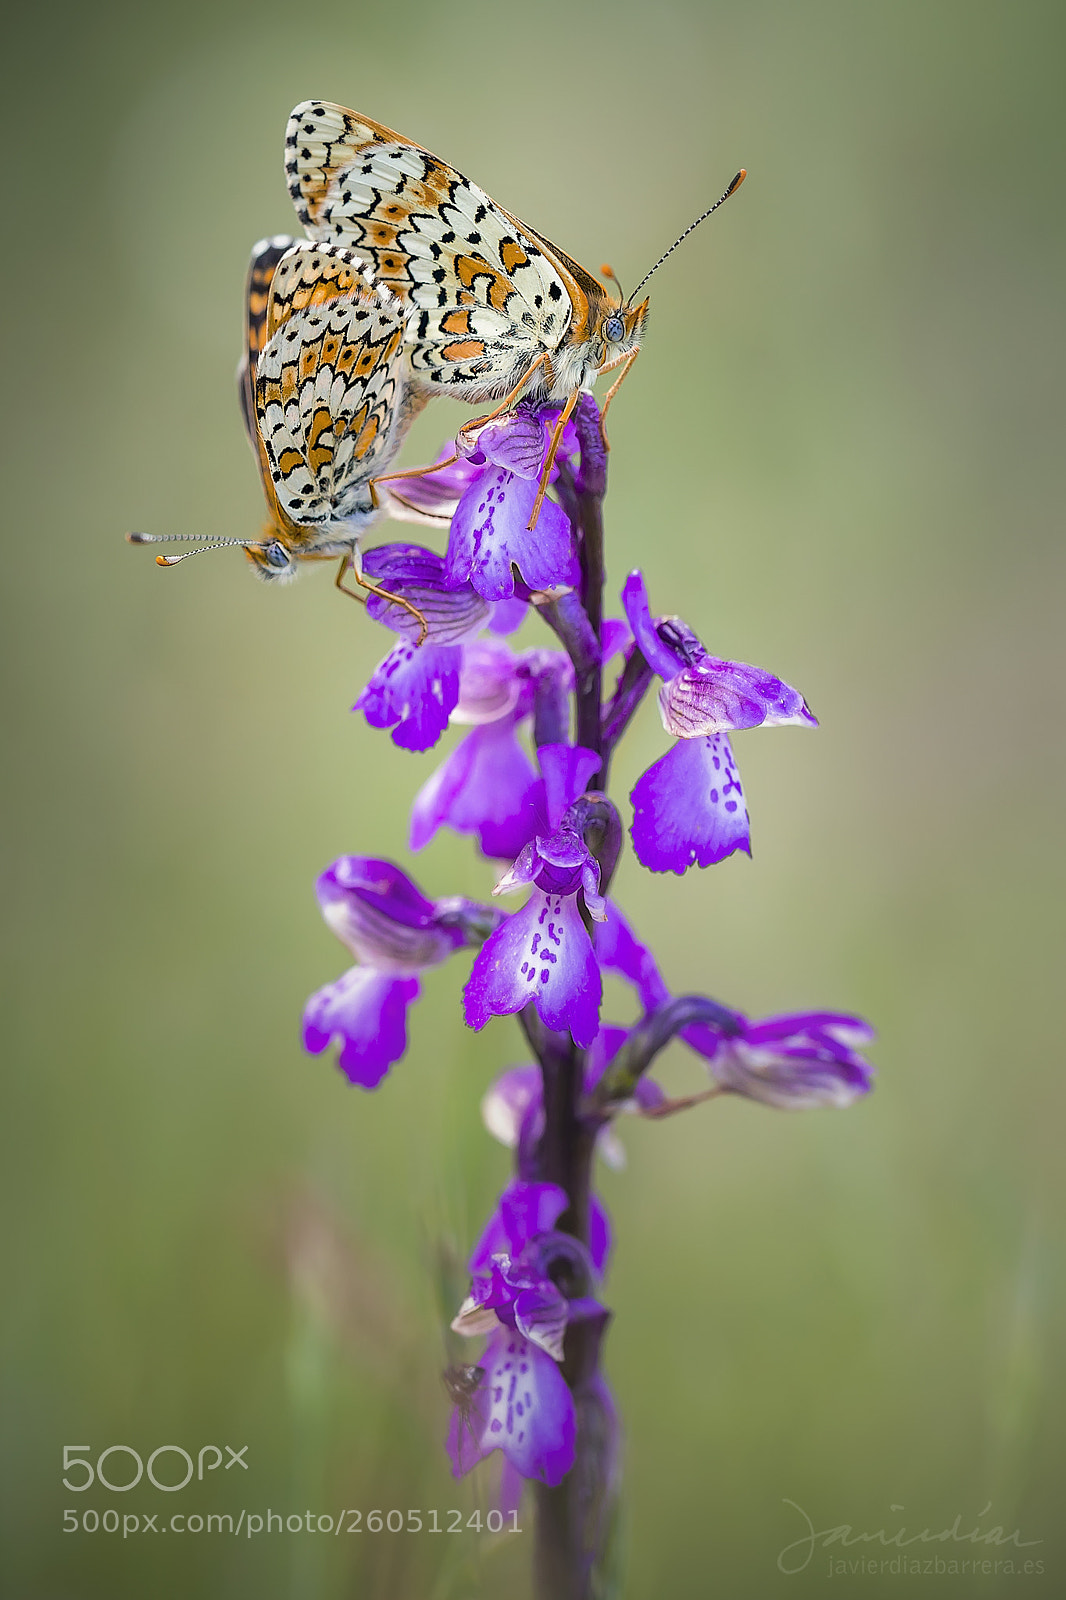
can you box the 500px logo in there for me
[62,1445,249,1493]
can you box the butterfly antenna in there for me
[600,262,626,300]
[126,531,266,567]
[627,169,747,304]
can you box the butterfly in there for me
[130,237,432,634]
[285,101,745,526]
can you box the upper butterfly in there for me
[284,100,745,510]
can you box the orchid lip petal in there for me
[301,968,420,1089]
[447,1330,576,1485]
[446,463,577,600]
[464,887,602,1047]
[630,733,751,875]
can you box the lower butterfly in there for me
[128,238,433,636]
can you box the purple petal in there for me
[659,658,816,738]
[583,1024,630,1092]
[489,596,529,635]
[319,855,437,923]
[377,447,482,523]
[600,617,632,663]
[464,888,602,1047]
[580,855,607,922]
[409,719,543,859]
[354,640,460,752]
[588,1193,612,1279]
[494,840,542,895]
[745,1010,875,1048]
[447,1331,575,1485]
[620,570,684,679]
[475,411,549,477]
[630,733,751,874]
[500,1181,568,1255]
[505,829,602,907]
[539,743,601,829]
[362,543,489,643]
[710,1037,874,1109]
[454,639,525,724]
[593,902,670,1011]
[679,1018,733,1060]
[481,1063,542,1149]
[684,1008,876,1108]
[498,1458,525,1517]
[446,469,577,600]
[513,1282,569,1361]
[469,1180,568,1274]
[632,1076,667,1113]
[315,856,462,969]
[301,968,419,1089]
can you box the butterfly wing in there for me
[264,240,383,341]
[238,235,298,451]
[285,101,610,395]
[255,294,411,536]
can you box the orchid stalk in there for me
[302,393,874,1598]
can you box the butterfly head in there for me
[243,533,299,582]
[599,296,649,367]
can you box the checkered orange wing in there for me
[285,101,618,402]
[254,294,414,534]
[264,240,381,341]
[237,234,297,451]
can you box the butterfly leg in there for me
[334,553,429,646]
[454,350,553,451]
[599,348,640,430]
[525,385,580,532]
[369,352,553,512]
[369,452,462,513]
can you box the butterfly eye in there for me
[603,315,625,344]
[263,540,292,570]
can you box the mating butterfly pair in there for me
[131,100,744,628]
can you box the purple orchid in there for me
[383,407,580,601]
[281,366,875,1587]
[479,1091,615,1272]
[447,1180,602,1486]
[686,1009,876,1109]
[446,1324,575,1487]
[621,569,816,874]
[410,625,626,861]
[410,641,574,859]
[463,748,605,1048]
[302,856,498,1088]
[353,545,506,753]
[444,409,581,601]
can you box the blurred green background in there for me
[2,0,1063,1595]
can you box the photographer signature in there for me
[777,1499,1042,1574]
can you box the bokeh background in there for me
[2,0,1063,1595]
